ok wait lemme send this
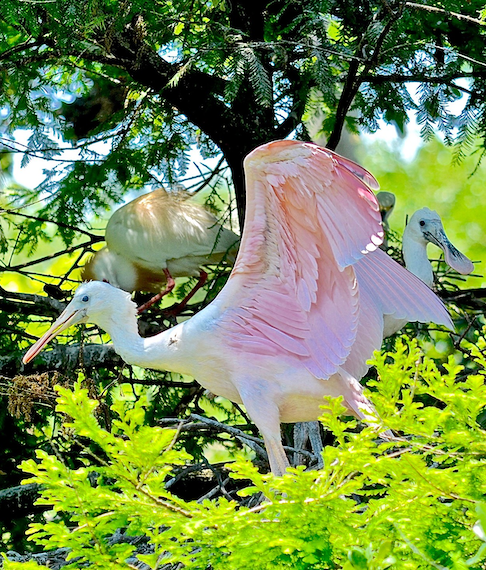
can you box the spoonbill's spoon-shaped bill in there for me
[22,298,90,364]
[23,140,451,475]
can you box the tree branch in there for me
[404,2,485,26]
[0,286,66,316]
[0,208,103,241]
[0,483,43,522]
[327,4,404,150]
[362,72,477,94]
[0,38,40,61]
[1,344,122,377]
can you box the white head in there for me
[81,248,139,292]
[23,281,137,364]
[403,207,474,275]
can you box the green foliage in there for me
[7,338,486,568]
[2,0,486,562]
[2,0,486,233]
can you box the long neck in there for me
[96,310,194,376]
[402,234,434,287]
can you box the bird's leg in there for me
[293,422,308,467]
[238,381,289,476]
[306,421,325,469]
[169,270,208,315]
[137,268,175,313]
[264,437,290,476]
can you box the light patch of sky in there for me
[361,79,471,160]
[11,130,53,190]
[11,79,472,190]
[10,129,111,191]
[361,116,423,161]
[11,129,221,198]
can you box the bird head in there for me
[376,191,396,225]
[22,281,136,364]
[404,207,474,275]
[81,248,142,292]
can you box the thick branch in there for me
[0,286,66,317]
[2,344,121,377]
[327,6,404,150]
[0,483,43,523]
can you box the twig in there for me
[0,38,39,61]
[189,414,316,460]
[0,208,102,240]
[1,239,102,272]
[405,2,485,26]
[189,414,265,445]
[188,156,226,195]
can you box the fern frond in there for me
[237,45,273,107]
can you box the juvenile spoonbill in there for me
[381,206,473,337]
[402,207,474,288]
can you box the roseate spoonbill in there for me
[23,140,452,475]
[82,188,240,312]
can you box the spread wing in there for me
[343,248,453,379]
[215,140,383,379]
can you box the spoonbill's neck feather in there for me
[81,285,195,376]
[106,320,194,376]
[401,235,434,287]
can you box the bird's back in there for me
[106,189,239,277]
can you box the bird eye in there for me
[419,220,425,227]
[81,295,89,302]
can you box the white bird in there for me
[82,188,239,311]
[402,207,474,288]
[23,141,451,475]
[382,207,474,337]
[376,191,396,249]
[376,191,396,226]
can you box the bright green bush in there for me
[5,337,486,569]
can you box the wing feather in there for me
[343,248,453,379]
[356,248,452,326]
[215,140,383,379]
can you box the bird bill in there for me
[22,307,85,364]
[425,227,475,276]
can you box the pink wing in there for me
[344,248,453,379]
[215,140,383,379]
[356,248,452,325]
